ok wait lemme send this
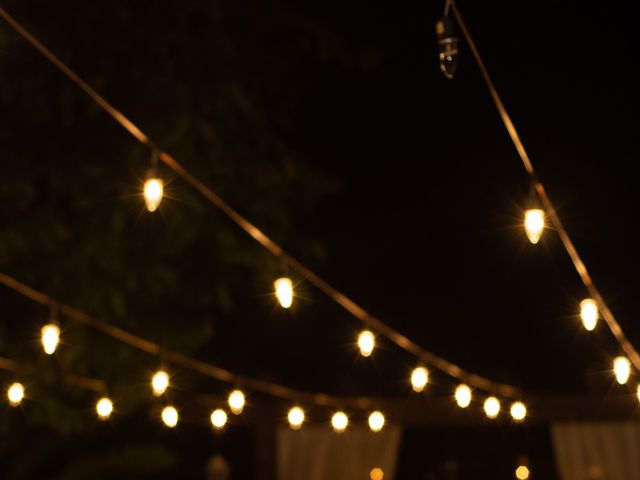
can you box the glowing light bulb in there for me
[96,397,113,420]
[144,178,163,212]
[228,390,245,415]
[370,468,384,480]
[331,411,349,432]
[151,370,169,396]
[524,209,545,244]
[288,406,305,430]
[614,356,631,384]
[358,330,375,357]
[455,384,472,408]
[161,405,178,427]
[210,408,228,429]
[41,323,60,355]
[484,396,501,419]
[274,277,293,309]
[7,382,25,406]
[411,367,429,392]
[510,402,527,421]
[515,465,530,480]
[368,411,385,432]
[435,17,459,79]
[580,298,598,331]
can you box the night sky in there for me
[282,0,640,394]
[1,0,638,478]
[205,0,640,397]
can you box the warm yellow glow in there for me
[510,401,527,421]
[331,411,349,432]
[210,408,228,429]
[274,277,294,308]
[637,384,640,403]
[151,370,169,396]
[515,465,530,480]
[455,384,472,408]
[41,324,60,355]
[7,382,25,406]
[614,356,631,384]
[228,390,245,415]
[144,178,164,212]
[288,406,305,429]
[368,411,386,432]
[524,209,545,244]
[96,397,113,419]
[370,468,384,480]
[161,405,178,427]
[484,396,501,419]
[580,298,598,331]
[358,330,375,357]
[411,367,429,392]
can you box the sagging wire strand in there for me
[448,0,640,372]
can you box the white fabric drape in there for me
[552,422,640,480]
[277,426,402,480]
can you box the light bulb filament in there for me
[524,209,545,244]
[614,356,631,384]
[411,367,429,392]
[580,298,598,331]
[144,178,164,212]
[274,278,293,308]
[358,330,375,357]
[152,370,170,396]
[41,324,61,355]
[288,406,305,430]
[331,411,349,432]
[455,384,472,408]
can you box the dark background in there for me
[0,0,637,478]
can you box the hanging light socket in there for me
[436,16,459,79]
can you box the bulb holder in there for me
[436,16,459,79]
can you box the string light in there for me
[510,401,527,421]
[2,272,523,422]
[96,397,113,420]
[358,330,375,357]
[410,367,429,392]
[580,299,598,331]
[210,408,228,429]
[368,411,386,432]
[0,8,550,419]
[7,382,25,406]
[455,384,472,408]
[524,209,545,244]
[448,0,640,396]
[41,323,60,355]
[614,356,631,384]
[331,411,349,432]
[274,277,293,309]
[637,384,640,403]
[143,178,163,212]
[151,370,169,396]
[228,389,245,415]
[483,396,501,419]
[370,468,384,480]
[515,465,530,480]
[161,405,178,427]
[287,406,305,430]
[4,0,639,434]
